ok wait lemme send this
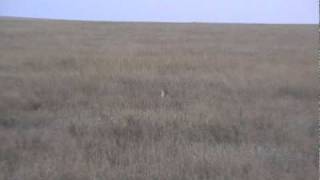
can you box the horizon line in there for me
[0,15,317,25]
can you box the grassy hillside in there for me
[0,19,317,180]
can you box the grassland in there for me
[0,19,317,180]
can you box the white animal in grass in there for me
[160,89,168,98]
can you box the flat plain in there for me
[0,19,317,180]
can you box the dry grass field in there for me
[0,19,317,180]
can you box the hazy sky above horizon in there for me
[0,0,317,24]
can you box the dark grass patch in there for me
[276,86,316,100]
[0,113,50,129]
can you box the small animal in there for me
[160,89,168,98]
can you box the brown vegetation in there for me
[0,19,317,180]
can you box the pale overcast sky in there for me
[0,0,318,24]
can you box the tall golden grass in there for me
[0,19,317,180]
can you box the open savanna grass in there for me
[0,19,317,180]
